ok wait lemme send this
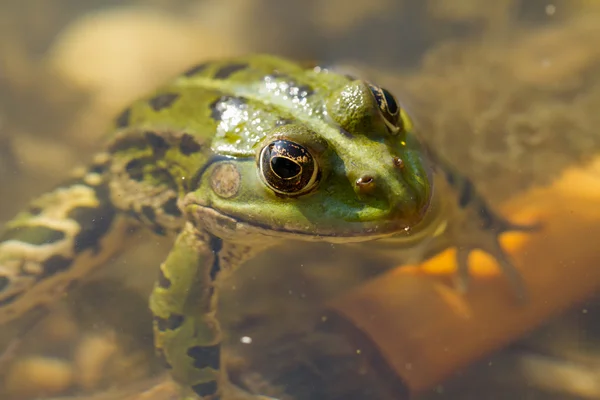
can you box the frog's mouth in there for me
[186,203,416,243]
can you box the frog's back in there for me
[108,54,350,163]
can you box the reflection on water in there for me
[1,1,600,399]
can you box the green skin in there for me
[0,54,536,399]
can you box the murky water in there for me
[1,1,600,399]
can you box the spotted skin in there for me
[0,156,135,323]
[149,222,268,399]
[0,54,537,399]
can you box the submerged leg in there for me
[0,155,136,325]
[149,222,273,399]
[433,158,540,301]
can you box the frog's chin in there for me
[187,204,411,243]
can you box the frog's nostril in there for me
[356,175,376,193]
[392,156,404,169]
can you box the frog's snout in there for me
[353,168,428,227]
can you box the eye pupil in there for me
[382,88,399,116]
[271,157,301,179]
[368,84,401,130]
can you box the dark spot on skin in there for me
[28,206,43,215]
[88,164,106,175]
[179,133,202,155]
[148,93,180,111]
[108,136,148,154]
[154,314,185,331]
[444,169,456,186]
[209,96,247,122]
[0,293,21,307]
[125,159,146,181]
[183,62,209,77]
[208,235,223,281]
[209,258,220,282]
[458,179,474,209]
[192,381,218,397]
[213,63,247,79]
[141,205,157,224]
[150,169,179,192]
[0,226,65,246]
[162,197,182,217]
[154,316,167,332]
[155,348,172,369]
[187,344,220,370]
[167,314,184,329]
[209,98,224,122]
[69,187,116,254]
[157,267,171,289]
[145,132,169,158]
[0,276,9,292]
[138,204,167,234]
[115,108,131,128]
[41,256,73,278]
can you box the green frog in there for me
[0,54,536,399]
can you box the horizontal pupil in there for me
[271,157,301,179]
[382,89,399,115]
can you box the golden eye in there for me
[259,140,319,196]
[368,84,403,133]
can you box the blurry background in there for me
[1,0,600,399]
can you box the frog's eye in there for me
[259,140,319,196]
[368,84,402,133]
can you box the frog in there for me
[0,54,536,399]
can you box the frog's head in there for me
[184,79,433,242]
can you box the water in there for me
[1,1,600,399]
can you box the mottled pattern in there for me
[0,54,536,400]
[115,107,131,128]
[213,63,248,80]
[0,159,132,323]
[187,345,220,370]
[192,381,218,397]
[183,62,209,77]
[208,235,223,281]
[179,133,203,155]
[154,313,185,331]
[148,93,180,111]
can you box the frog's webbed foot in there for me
[452,205,541,303]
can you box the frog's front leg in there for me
[149,222,275,400]
[431,156,540,301]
